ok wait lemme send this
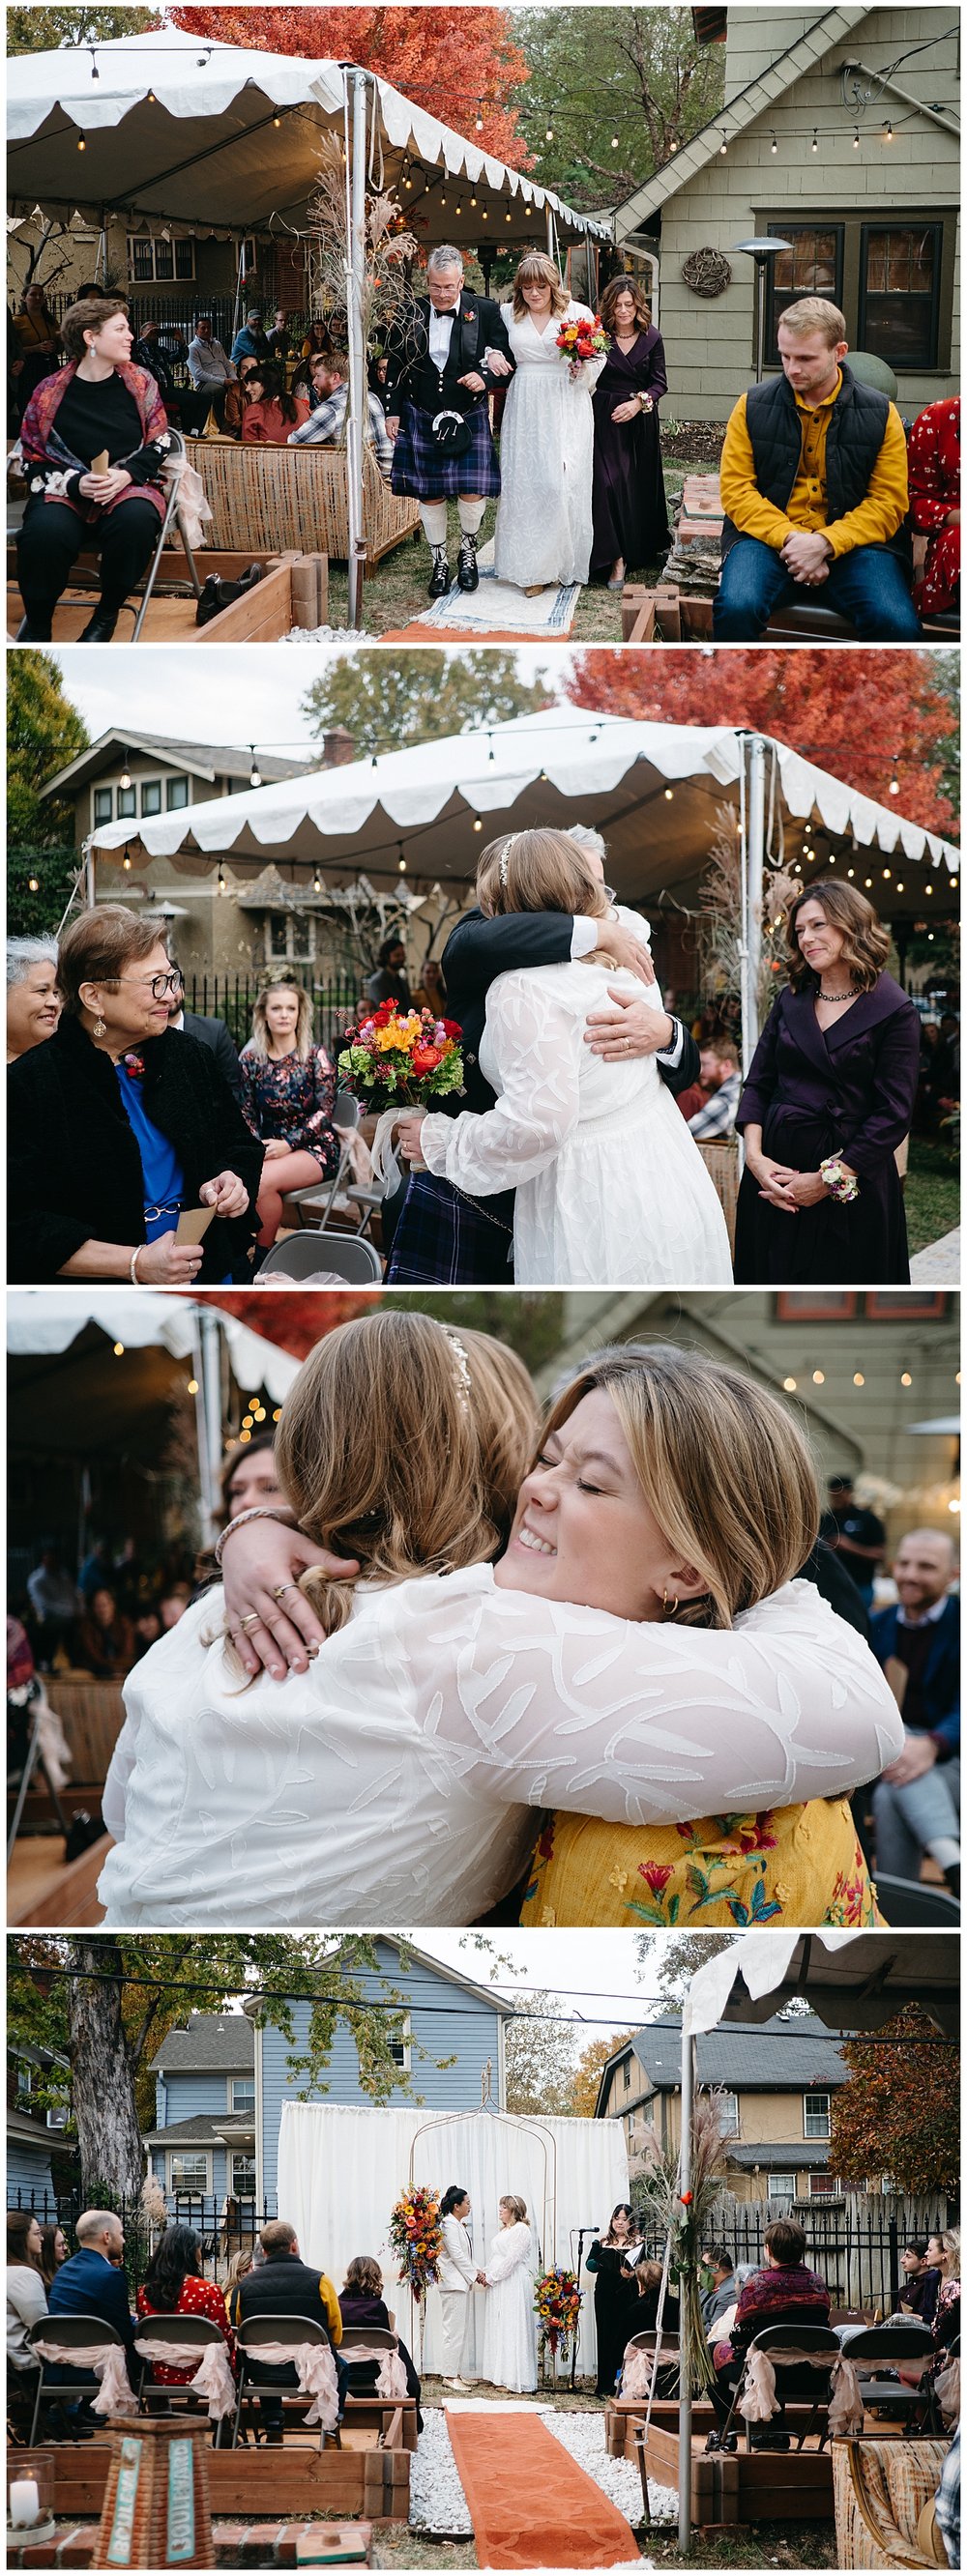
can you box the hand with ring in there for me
[220,1517,361,1680]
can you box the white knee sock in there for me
[457,497,486,535]
[927,1835,960,1871]
[420,502,448,548]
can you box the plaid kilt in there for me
[390,399,501,502]
[385,1172,513,1285]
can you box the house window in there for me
[127,232,196,283]
[94,788,113,826]
[623,2059,631,2092]
[166,2151,211,2193]
[117,785,136,820]
[140,781,161,817]
[765,224,844,351]
[767,2174,796,2204]
[388,2016,411,2072]
[229,2151,257,2196]
[267,912,316,966]
[718,2092,740,2136]
[804,2092,832,2140]
[165,777,190,810]
[859,224,941,370]
[809,2171,839,2198]
[230,2078,255,2116]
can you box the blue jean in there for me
[873,1754,960,1881]
[714,535,923,641]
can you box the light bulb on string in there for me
[113,1342,125,1357]
[810,128,819,153]
[312,870,322,893]
[853,1371,864,1386]
[77,133,87,150]
[853,126,861,148]
[884,120,894,141]
[122,847,132,872]
[718,131,727,156]
[889,763,900,795]
[812,1370,825,1384]
[119,753,132,790]
[28,874,40,893]
[901,1372,912,1387]
[473,816,483,831]
[249,746,261,788]
[770,130,777,155]
[90,51,99,77]
[783,1376,797,1392]
[545,127,554,142]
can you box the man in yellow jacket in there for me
[714,296,921,642]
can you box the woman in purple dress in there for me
[590,276,669,588]
[239,980,340,1247]
[735,882,921,1287]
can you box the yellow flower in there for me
[541,1908,557,1925]
[608,1868,629,1893]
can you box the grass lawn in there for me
[904,1138,960,1256]
[324,456,708,639]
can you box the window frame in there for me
[140,779,162,818]
[766,2173,797,2202]
[387,2013,412,2074]
[858,220,943,372]
[808,2170,840,2199]
[267,911,317,967]
[229,2076,255,2116]
[127,231,197,284]
[93,786,113,826]
[804,2090,832,2140]
[763,220,845,358]
[165,2148,212,2193]
[165,776,190,811]
[229,2149,257,2197]
[718,2091,741,2136]
[116,784,137,820]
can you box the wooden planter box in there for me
[607,2395,836,2527]
[7,550,322,643]
[44,2442,410,2527]
[185,438,419,566]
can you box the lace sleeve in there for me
[403,1577,904,1825]
[485,2224,533,2282]
[420,972,581,1197]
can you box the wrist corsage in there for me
[820,1155,860,1202]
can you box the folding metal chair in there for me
[338,2323,413,2449]
[839,2322,939,2433]
[257,1230,382,1283]
[231,2313,340,2450]
[26,2313,127,2445]
[720,2321,842,2454]
[132,2310,231,2439]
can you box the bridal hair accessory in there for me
[498,832,525,889]
[445,1330,473,1413]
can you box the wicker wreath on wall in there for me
[682,246,732,299]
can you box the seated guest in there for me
[267,307,294,367]
[222,353,261,439]
[714,296,920,643]
[186,313,235,424]
[39,2224,71,2293]
[287,350,393,476]
[870,1528,959,1897]
[74,1582,135,1679]
[896,2236,943,2327]
[235,2218,343,2442]
[241,363,309,446]
[16,296,172,644]
[366,935,412,1011]
[26,1542,81,1663]
[223,2248,253,2325]
[8,936,62,1062]
[8,905,262,1288]
[711,2217,830,2434]
[231,309,270,368]
[630,2256,679,2335]
[688,1035,742,1140]
[130,319,180,414]
[701,2245,740,2331]
[13,283,60,416]
[8,2209,48,2388]
[338,2252,422,2422]
[163,956,242,1102]
[136,2223,234,2418]
[908,396,960,622]
[239,979,340,1250]
[131,1604,162,1658]
[46,2208,137,2406]
[301,318,335,363]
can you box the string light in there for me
[544,127,554,143]
[783,1376,798,1392]
[77,134,86,151]
[895,882,904,892]
[113,1342,125,1357]
[187,1376,199,1395]
[901,1372,912,1387]
[853,126,860,148]
[611,134,620,150]
[242,1414,253,1432]
[663,787,674,802]
[312,870,322,892]
[249,746,261,788]
[889,763,900,796]
[119,753,132,790]
[853,1371,864,1386]
[812,1371,825,1384]
[770,130,777,155]
[718,131,728,156]
[28,874,39,893]
[810,128,819,153]
[884,120,894,141]
[472,816,483,831]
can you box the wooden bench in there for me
[7,1830,111,1928]
[185,437,420,566]
[7,547,324,643]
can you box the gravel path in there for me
[410,2403,674,2548]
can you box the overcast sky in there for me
[48,645,571,759]
[401,1929,664,2057]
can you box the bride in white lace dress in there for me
[482,2199,538,2393]
[492,254,605,589]
[407,828,733,1288]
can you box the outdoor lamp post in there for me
[731,237,792,383]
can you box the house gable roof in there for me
[145,2114,256,2148]
[40,730,309,802]
[238,1940,515,2028]
[614,5,873,235]
[151,2014,254,2075]
[596,2013,850,2113]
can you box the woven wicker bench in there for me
[185,437,420,565]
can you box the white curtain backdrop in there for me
[277,2102,629,2378]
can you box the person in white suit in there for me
[437,2185,484,2388]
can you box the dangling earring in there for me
[92,1015,107,1039]
[662,1586,679,1617]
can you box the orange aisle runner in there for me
[445,2409,639,2569]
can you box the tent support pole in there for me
[677,2023,693,2555]
[84,839,96,910]
[546,206,555,259]
[196,1302,222,1550]
[346,66,368,631]
[743,731,767,1073]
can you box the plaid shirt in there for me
[288,381,393,477]
[688,1068,741,1139]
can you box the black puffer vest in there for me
[721,362,910,562]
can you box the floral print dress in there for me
[519,1795,881,1930]
[239,1044,340,1177]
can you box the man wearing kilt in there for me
[387,897,701,1286]
[384,246,513,597]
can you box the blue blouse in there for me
[115,1060,184,1239]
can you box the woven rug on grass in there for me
[445,2408,639,2569]
[409,563,580,637]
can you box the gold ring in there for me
[240,1613,261,1632]
[272,1583,297,1601]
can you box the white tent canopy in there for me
[7,25,608,249]
[277,2098,629,2377]
[88,707,960,1063]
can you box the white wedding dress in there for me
[482,2221,538,2392]
[420,961,733,1287]
[493,301,604,588]
[97,1568,901,1927]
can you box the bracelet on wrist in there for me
[819,1155,860,1203]
[214,1504,297,1568]
[130,1246,142,1285]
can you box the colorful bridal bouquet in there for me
[555,313,607,365]
[337,1000,464,1107]
[533,2265,582,2359]
[388,2184,443,2303]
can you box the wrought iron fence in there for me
[631,2194,952,2316]
[7,2186,279,2287]
[186,969,364,1055]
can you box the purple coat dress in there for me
[590,326,669,579]
[734,972,921,1285]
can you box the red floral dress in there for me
[239,1044,340,1177]
[136,2275,235,2386]
[908,398,960,616]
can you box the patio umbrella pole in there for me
[346,65,368,631]
[677,2021,693,2555]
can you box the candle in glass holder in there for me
[10,2477,41,2527]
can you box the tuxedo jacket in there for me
[181,1008,243,1103]
[383,292,513,419]
[439,908,700,1117]
[869,1596,959,1753]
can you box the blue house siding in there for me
[155,2069,252,2125]
[7,2138,57,2202]
[150,2143,236,2206]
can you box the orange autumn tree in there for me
[566,649,958,838]
[171,8,532,161]
[207,1289,376,1360]
[830,2008,960,2198]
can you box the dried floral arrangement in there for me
[303,132,419,354]
[631,2090,731,2392]
[699,800,801,1021]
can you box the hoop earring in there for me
[662,1587,679,1617]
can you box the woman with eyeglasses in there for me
[8,905,264,1285]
